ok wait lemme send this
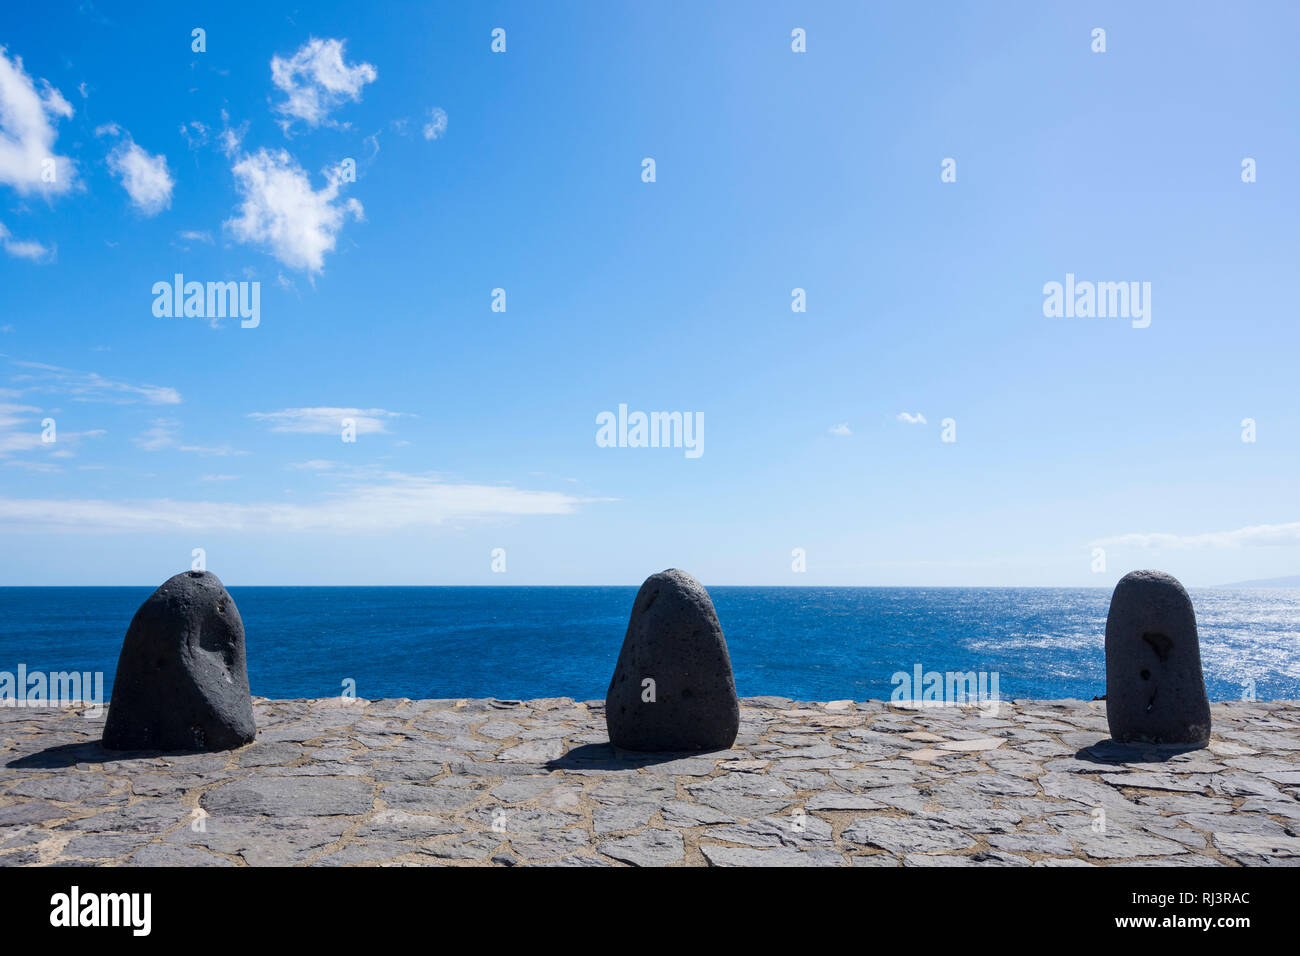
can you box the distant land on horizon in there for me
[1216,575,1300,588]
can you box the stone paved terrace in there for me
[1,697,1298,867]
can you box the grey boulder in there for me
[103,570,256,751]
[605,569,740,752]
[1104,570,1211,747]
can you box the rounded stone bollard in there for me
[605,569,740,753]
[103,570,256,751]
[1104,569,1211,747]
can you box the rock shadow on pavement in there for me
[1072,737,1206,767]
[6,738,245,770]
[545,741,736,771]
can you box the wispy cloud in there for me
[132,417,246,456]
[0,474,594,533]
[249,407,400,435]
[217,109,246,158]
[0,401,103,458]
[224,148,363,273]
[1092,520,1300,548]
[0,46,76,196]
[828,423,851,436]
[422,107,447,141]
[0,401,44,454]
[178,120,208,150]
[132,417,179,451]
[270,38,376,131]
[4,458,61,473]
[1092,521,1300,550]
[0,221,54,262]
[10,361,181,404]
[178,443,246,457]
[897,412,927,425]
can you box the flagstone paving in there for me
[1,697,1297,866]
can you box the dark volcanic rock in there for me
[605,569,739,753]
[102,570,255,751]
[1104,570,1211,747]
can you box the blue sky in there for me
[0,1,1297,586]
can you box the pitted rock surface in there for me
[606,569,740,752]
[1105,570,1212,747]
[102,570,255,752]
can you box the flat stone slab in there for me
[0,697,1297,866]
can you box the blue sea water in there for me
[1,587,1297,702]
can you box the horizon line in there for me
[1,582,1292,590]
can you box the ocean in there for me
[1,586,1297,702]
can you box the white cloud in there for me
[828,422,851,436]
[181,444,246,457]
[897,412,927,425]
[0,401,102,458]
[0,46,76,196]
[132,417,179,451]
[422,107,447,141]
[224,148,363,273]
[0,401,44,454]
[217,110,246,157]
[9,361,182,404]
[270,38,376,130]
[288,459,338,470]
[219,127,242,157]
[248,407,400,435]
[179,120,208,149]
[4,458,61,473]
[1093,521,1300,550]
[0,474,593,533]
[0,221,54,262]
[177,229,213,243]
[105,135,174,215]
[132,417,246,456]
